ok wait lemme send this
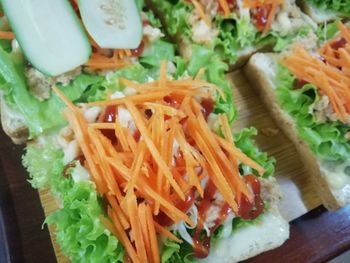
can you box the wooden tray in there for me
[1,70,350,263]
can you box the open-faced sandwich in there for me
[0,0,172,144]
[145,0,313,68]
[245,21,350,210]
[0,0,291,262]
[23,53,289,262]
[299,0,350,23]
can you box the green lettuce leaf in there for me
[147,0,192,38]
[46,179,124,263]
[214,15,258,64]
[148,0,311,64]
[276,65,350,161]
[140,40,176,69]
[0,45,103,136]
[23,140,124,262]
[186,45,236,122]
[22,141,64,189]
[235,127,275,177]
[161,238,195,263]
[306,0,350,16]
[316,20,341,42]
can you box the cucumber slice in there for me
[2,0,91,76]
[78,0,143,49]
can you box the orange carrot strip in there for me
[0,31,14,39]
[106,194,130,230]
[114,115,131,152]
[159,60,168,89]
[107,157,193,225]
[218,0,230,17]
[87,91,171,107]
[124,99,185,201]
[145,205,160,263]
[126,194,148,263]
[109,207,140,263]
[154,221,183,243]
[138,203,152,262]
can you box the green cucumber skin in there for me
[78,0,143,49]
[2,0,92,76]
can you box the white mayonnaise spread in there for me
[199,211,289,263]
[320,160,350,205]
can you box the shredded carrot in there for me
[99,215,118,236]
[154,222,183,243]
[53,59,267,262]
[106,194,130,229]
[126,193,148,263]
[108,207,140,263]
[218,0,230,17]
[124,99,186,201]
[87,91,172,107]
[138,203,152,261]
[145,205,160,263]
[0,31,14,39]
[282,23,350,122]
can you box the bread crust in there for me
[0,95,29,144]
[244,53,344,211]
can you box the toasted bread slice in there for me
[244,53,350,211]
[202,177,289,263]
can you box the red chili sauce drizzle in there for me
[293,78,309,90]
[331,37,347,50]
[130,41,145,57]
[156,188,197,227]
[251,6,269,32]
[200,98,215,121]
[193,174,264,258]
[101,105,118,143]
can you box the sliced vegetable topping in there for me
[53,61,265,261]
[78,0,143,49]
[281,22,350,123]
[188,0,284,32]
[1,0,91,76]
[70,0,147,70]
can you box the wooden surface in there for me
[0,129,56,263]
[0,71,349,263]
